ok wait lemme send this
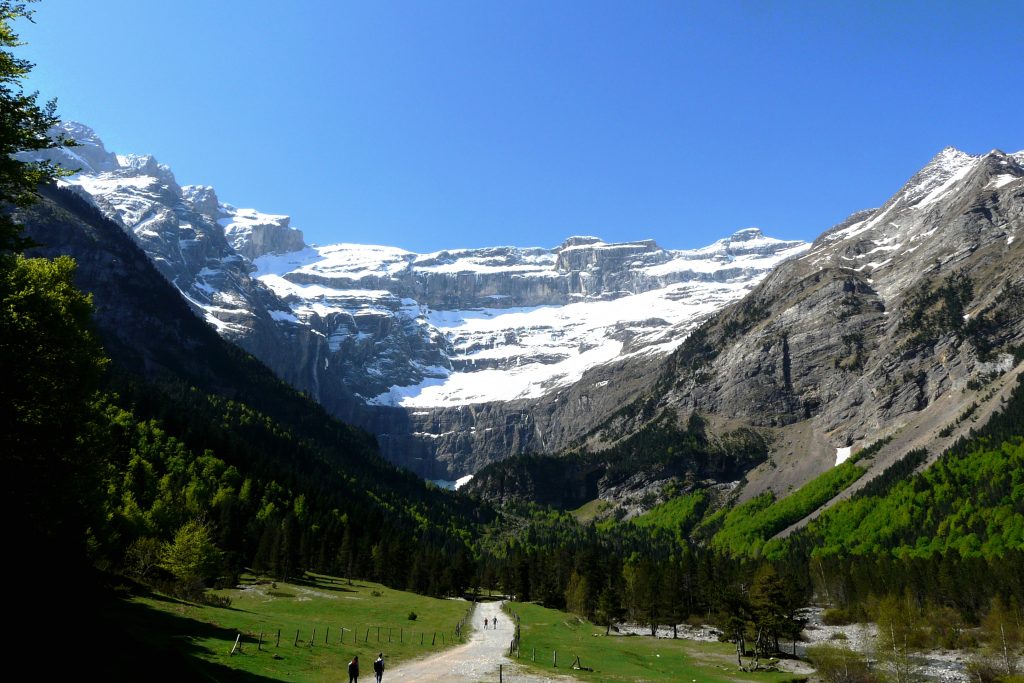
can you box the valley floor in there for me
[389,600,578,682]
[620,608,990,683]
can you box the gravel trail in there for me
[387,600,579,683]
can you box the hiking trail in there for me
[387,599,579,682]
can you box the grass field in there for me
[570,498,612,523]
[504,601,809,683]
[121,573,471,681]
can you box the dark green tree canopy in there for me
[0,0,72,251]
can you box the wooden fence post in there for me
[553,650,557,667]
[257,631,264,651]
[325,626,330,645]
[420,632,424,645]
[230,633,242,655]
[432,632,436,646]
[276,629,281,647]
[294,629,300,647]
[310,627,316,647]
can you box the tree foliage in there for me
[0,0,73,251]
[1,255,107,573]
[160,519,222,589]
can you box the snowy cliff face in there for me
[251,230,808,406]
[38,121,809,477]
[33,122,329,400]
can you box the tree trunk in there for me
[817,559,832,606]
[1001,622,1011,676]
[891,623,902,683]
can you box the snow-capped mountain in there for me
[253,230,808,407]
[35,121,808,477]
[589,144,1024,514]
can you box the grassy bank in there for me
[125,573,471,681]
[505,601,808,683]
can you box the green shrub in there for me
[822,607,854,625]
[807,644,882,683]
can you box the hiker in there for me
[373,653,385,683]
[484,617,488,629]
[493,617,498,629]
[348,655,359,683]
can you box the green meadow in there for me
[504,601,808,683]
[120,573,471,681]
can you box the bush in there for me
[199,592,232,608]
[822,607,855,625]
[408,611,418,621]
[807,644,883,683]
[966,658,1004,683]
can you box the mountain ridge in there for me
[32,120,809,477]
[552,141,1024,522]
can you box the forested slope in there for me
[12,185,485,595]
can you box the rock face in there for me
[598,146,1024,511]
[237,228,808,478]
[29,122,334,406]
[34,121,809,478]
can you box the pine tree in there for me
[0,0,74,252]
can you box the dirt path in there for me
[386,600,579,683]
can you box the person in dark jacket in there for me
[348,655,359,683]
[373,653,385,682]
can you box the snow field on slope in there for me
[369,280,752,407]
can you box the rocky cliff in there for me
[32,121,809,478]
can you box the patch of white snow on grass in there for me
[835,446,853,466]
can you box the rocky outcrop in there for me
[28,122,331,408]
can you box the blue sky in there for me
[20,1,1024,252]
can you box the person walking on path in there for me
[348,655,359,683]
[373,653,385,683]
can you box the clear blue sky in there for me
[19,0,1024,252]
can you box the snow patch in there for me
[269,309,299,323]
[988,173,1020,190]
[913,154,978,210]
[835,446,852,466]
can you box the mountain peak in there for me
[728,227,765,241]
[928,146,975,172]
[37,120,119,174]
[559,236,604,249]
